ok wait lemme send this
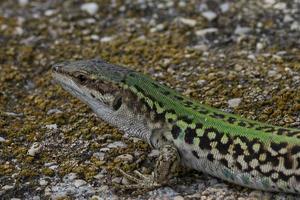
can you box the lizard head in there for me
[52,59,133,112]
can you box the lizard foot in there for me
[115,168,161,190]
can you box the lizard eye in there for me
[76,74,88,83]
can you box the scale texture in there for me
[52,59,300,194]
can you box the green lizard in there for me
[52,59,300,194]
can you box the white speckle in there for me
[174,196,185,200]
[63,173,77,181]
[201,11,217,21]
[0,137,6,142]
[247,54,256,60]
[178,1,186,7]
[74,179,87,187]
[234,26,251,35]
[267,70,277,77]
[256,42,264,51]
[18,0,28,6]
[39,179,48,186]
[100,36,115,43]
[220,3,230,13]
[45,124,57,130]
[90,35,99,40]
[150,23,165,32]
[273,2,286,10]
[107,141,127,149]
[263,0,275,6]
[80,2,99,15]
[291,21,300,31]
[112,177,122,184]
[195,28,218,36]
[47,109,62,115]
[28,142,42,156]
[228,98,242,108]
[114,154,134,163]
[179,18,197,27]
[2,185,14,190]
[14,27,24,35]
[99,147,110,152]
[44,9,56,16]
[283,15,293,23]
[93,152,105,160]
[196,79,207,86]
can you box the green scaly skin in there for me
[52,59,300,194]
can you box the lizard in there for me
[52,59,300,194]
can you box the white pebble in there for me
[114,154,134,163]
[195,28,218,36]
[201,11,217,21]
[74,179,87,187]
[220,3,230,13]
[179,17,197,27]
[291,21,300,31]
[90,35,99,40]
[45,124,57,130]
[44,9,56,16]
[63,173,77,181]
[2,185,14,190]
[234,26,251,35]
[247,54,256,60]
[28,142,42,156]
[39,179,48,186]
[273,2,286,10]
[107,141,127,148]
[256,42,264,51]
[47,109,62,115]
[0,137,6,142]
[228,98,242,108]
[283,15,293,23]
[18,0,28,6]
[150,23,165,32]
[100,36,114,43]
[80,2,99,15]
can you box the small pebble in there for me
[228,98,242,108]
[114,154,134,163]
[234,26,251,35]
[100,36,114,43]
[45,124,57,130]
[47,109,62,115]
[201,11,217,21]
[18,0,28,6]
[195,28,218,36]
[39,179,48,186]
[107,141,127,148]
[0,137,6,142]
[220,3,230,13]
[28,142,42,156]
[80,2,99,15]
[179,17,197,27]
[74,179,87,187]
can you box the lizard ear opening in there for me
[112,95,122,111]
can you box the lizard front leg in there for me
[116,144,181,190]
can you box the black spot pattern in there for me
[184,127,197,144]
[192,150,200,159]
[171,125,181,139]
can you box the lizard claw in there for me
[115,168,161,190]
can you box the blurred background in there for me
[0,0,299,199]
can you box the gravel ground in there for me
[0,0,299,199]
